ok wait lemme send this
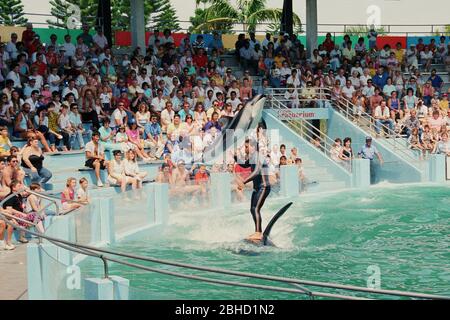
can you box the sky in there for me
[21,0,450,33]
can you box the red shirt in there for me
[46,52,60,66]
[323,39,335,52]
[234,164,252,181]
[22,30,35,47]
[193,54,208,69]
[32,61,47,76]
[195,171,209,184]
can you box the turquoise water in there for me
[82,184,450,299]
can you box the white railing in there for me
[268,95,352,174]
[266,87,423,170]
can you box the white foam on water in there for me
[165,199,307,251]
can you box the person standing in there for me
[358,137,384,184]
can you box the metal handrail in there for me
[0,210,448,300]
[269,97,352,173]
[324,88,423,167]
[267,87,423,168]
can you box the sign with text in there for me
[267,108,330,120]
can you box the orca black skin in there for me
[202,95,265,162]
[244,202,294,247]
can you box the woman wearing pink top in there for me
[126,121,152,161]
[422,81,434,106]
[61,178,83,213]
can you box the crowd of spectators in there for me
[1,21,450,249]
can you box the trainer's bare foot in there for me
[247,232,263,241]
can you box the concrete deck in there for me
[0,243,29,300]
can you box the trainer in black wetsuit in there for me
[240,150,271,234]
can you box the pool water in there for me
[82,184,450,299]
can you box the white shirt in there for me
[62,87,79,100]
[342,85,355,98]
[76,187,88,201]
[93,34,109,49]
[6,71,21,88]
[25,98,39,112]
[112,108,127,126]
[137,75,151,87]
[58,113,72,130]
[286,76,301,88]
[360,75,372,87]
[30,75,44,89]
[160,36,174,45]
[420,51,433,60]
[374,105,390,119]
[336,75,347,87]
[85,141,105,157]
[150,97,165,112]
[48,74,61,93]
[227,97,242,111]
[160,109,175,126]
[100,93,111,104]
[123,159,140,177]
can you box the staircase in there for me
[263,100,353,193]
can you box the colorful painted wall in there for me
[1,26,449,50]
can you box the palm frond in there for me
[206,0,238,19]
[191,17,239,33]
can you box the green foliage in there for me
[190,0,301,34]
[344,25,386,37]
[47,0,97,29]
[150,0,181,32]
[434,25,450,36]
[0,0,28,26]
[111,0,157,31]
[189,8,233,33]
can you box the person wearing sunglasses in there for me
[2,155,25,188]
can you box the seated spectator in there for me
[2,155,25,188]
[204,112,222,132]
[123,150,147,189]
[374,101,394,136]
[70,104,92,149]
[433,132,450,155]
[421,125,435,155]
[127,121,152,161]
[61,178,83,213]
[144,114,165,159]
[2,180,45,244]
[403,109,421,137]
[111,102,128,130]
[330,138,343,163]
[0,126,13,158]
[13,103,51,152]
[76,178,89,204]
[85,132,107,187]
[21,137,52,185]
[107,150,137,193]
[420,46,433,71]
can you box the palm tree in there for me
[191,0,301,33]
